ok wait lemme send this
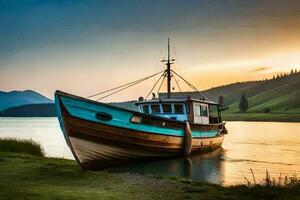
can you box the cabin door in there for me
[193,103,209,124]
[193,103,202,124]
[201,104,209,124]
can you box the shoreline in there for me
[223,113,300,122]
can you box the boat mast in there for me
[162,38,175,98]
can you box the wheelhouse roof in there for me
[135,98,220,106]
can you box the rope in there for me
[171,69,212,101]
[86,70,164,99]
[174,76,184,96]
[145,71,166,100]
[96,77,147,101]
[157,72,166,95]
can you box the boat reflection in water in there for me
[108,148,225,184]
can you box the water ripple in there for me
[221,156,296,166]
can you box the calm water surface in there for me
[0,117,299,185]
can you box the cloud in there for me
[250,67,271,73]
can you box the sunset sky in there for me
[0,0,300,101]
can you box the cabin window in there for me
[162,104,172,113]
[202,105,208,116]
[151,104,161,113]
[195,105,201,116]
[143,105,149,113]
[174,104,184,114]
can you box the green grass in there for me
[223,113,300,122]
[0,152,228,200]
[222,80,300,122]
[0,151,299,199]
[0,138,44,156]
[248,90,300,113]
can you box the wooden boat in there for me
[55,39,228,170]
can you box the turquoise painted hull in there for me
[55,90,225,170]
[55,93,219,138]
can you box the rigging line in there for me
[86,70,164,98]
[171,69,212,101]
[174,71,211,101]
[171,69,197,91]
[174,76,183,96]
[96,76,152,101]
[145,71,166,100]
[88,70,164,99]
[88,77,149,99]
[157,72,166,95]
[93,77,149,100]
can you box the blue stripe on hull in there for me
[56,95,219,138]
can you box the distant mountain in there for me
[0,103,56,117]
[0,90,53,111]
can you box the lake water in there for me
[0,117,299,185]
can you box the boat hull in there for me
[55,91,225,170]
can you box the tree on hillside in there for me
[239,93,249,112]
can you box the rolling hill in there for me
[0,90,53,111]
[159,71,300,121]
[213,72,300,114]
[160,71,300,114]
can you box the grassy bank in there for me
[223,113,300,122]
[0,152,226,200]
[0,138,44,156]
[0,152,299,199]
[0,139,299,199]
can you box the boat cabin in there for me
[135,98,222,125]
[129,39,223,125]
